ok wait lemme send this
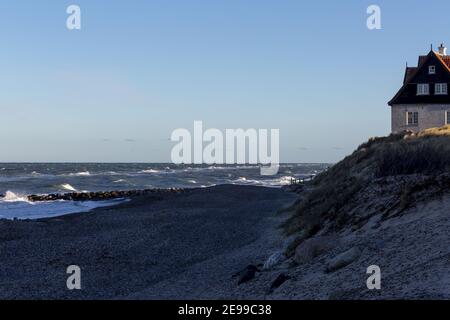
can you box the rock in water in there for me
[27,188,186,202]
[325,247,361,273]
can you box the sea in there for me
[0,163,329,220]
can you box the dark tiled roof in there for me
[389,50,450,105]
[404,67,418,84]
[418,55,428,66]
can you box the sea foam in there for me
[0,196,126,220]
[1,191,31,203]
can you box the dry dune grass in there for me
[413,124,450,137]
[283,126,450,250]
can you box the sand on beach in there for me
[3,182,450,300]
[0,185,296,299]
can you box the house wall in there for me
[391,104,450,133]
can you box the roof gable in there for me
[435,53,450,71]
[389,50,450,105]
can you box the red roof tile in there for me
[439,55,450,69]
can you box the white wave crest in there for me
[278,176,297,185]
[1,191,32,203]
[0,198,127,220]
[229,175,298,188]
[60,184,78,192]
[69,171,91,176]
[138,169,160,174]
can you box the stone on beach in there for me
[325,247,361,273]
[268,273,291,293]
[237,265,260,285]
[294,235,339,265]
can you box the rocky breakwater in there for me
[27,188,186,202]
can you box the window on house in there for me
[407,112,419,125]
[435,83,448,95]
[446,111,450,125]
[417,83,430,95]
[429,65,436,74]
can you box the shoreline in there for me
[0,185,297,299]
[0,185,296,221]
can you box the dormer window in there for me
[417,83,430,95]
[435,83,448,95]
[429,65,436,74]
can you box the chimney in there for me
[438,43,447,56]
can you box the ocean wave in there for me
[1,191,32,203]
[138,169,160,174]
[59,183,78,192]
[0,164,327,219]
[0,172,54,182]
[104,171,121,175]
[278,176,297,185]
[136,165,261,175]
[200,184,216,188]
[68,171,91,176]
[0,198,127,220]
[206,165,259,170]
[229,175,299,188]
[0,176,26,183]
[57,171,123,178]
[178,165,259,173]
[232,177,262,185]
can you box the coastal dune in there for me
[3,130,450,300]
[251,128,450,300]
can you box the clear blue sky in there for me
[0,0,448,163]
